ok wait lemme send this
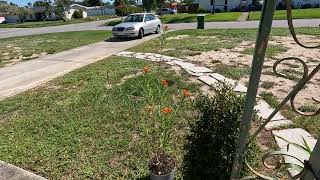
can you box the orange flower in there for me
[143,66,150,73]
[182,89,191,97]
[162,107,173,114]
[161,80,169,87]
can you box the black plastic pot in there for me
[150,167,176,180]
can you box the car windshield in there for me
[123,15,144,22]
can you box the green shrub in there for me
[115,6,143,16]
[183,84,246,179]
[72,10,83,19]
[197,8,209,13]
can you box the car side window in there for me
[144,15,150,22]
[150,15,156,20]
[145,15,155,21]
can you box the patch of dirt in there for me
[38,83,62,91]
[0,115,8,123]
[107,72,143,89]
[185,35,320,108]
[167,35,189,40]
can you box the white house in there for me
[65,4,116,20]
[288,0,319,8]
[193,0,319,12]
[193,0,253,12]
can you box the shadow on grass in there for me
[164,16,195,24]
[105,33,156,42]
[105,20,122,26]
[136,175,149,180]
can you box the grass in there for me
[214,64,251,80]
[248,8,320,20]
[242,44,288,59]
[0,16,117,28]
[260,91,279,108]
[0,56,201,179]
[0,31,112,67]
[261,81,274,89]
[159,12,242,23]
[105,12,242,25]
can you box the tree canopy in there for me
[33,0,51,7]
[82,0,102,6]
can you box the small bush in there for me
[72,10,83,19]
[301,3,312,9]
[214,8,222,13]
[197,8,209,13]
[115,6,143,16]
[183,84,246,179]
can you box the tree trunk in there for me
[212,0,215,14]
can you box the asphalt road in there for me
[0,18,319,39]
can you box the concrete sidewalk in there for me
[0,35,157,100]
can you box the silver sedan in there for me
[112,13,162,39]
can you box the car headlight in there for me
[126,27,135,30]
[112,27,117,31]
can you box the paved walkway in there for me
[237,12,249,22]
[0,35,157,100]
[1,18,319,39]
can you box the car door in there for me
[149,14,158,31]
[144,14,154,34]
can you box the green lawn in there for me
[105,12,242,25]
[248,8,320,20]
[0,28,319,179]
[130,27,319,58]
[0,16,118,28]
[0,56,199,179]
[0,31,112,67]
[160,12,242,23]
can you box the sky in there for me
[6,0,111,6]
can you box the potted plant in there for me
[148,105,176,180]
[140,25,192,180]
[141,70,192,180]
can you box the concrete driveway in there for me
[0,34,158,100]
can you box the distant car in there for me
[0,17,6,24]
[157,8,177,15]
[112,13,161,39]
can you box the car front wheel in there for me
[155,25,161,34]
[138,28,144,39]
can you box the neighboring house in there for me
[26,6,59,21]
[1,6,59,23]
[194,0,319,12]
[65,4,115,20]
[193,0,252,12]
[286,0,319,8]
[0,12,19,23]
